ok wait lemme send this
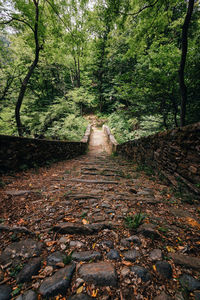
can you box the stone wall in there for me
[0,127,91,173]
[103,125,118,153]
[116,122,200,194]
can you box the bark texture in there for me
[179,0,195,127]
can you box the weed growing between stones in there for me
[63,253,73,265]
[124,211,146,230]
[11,233,19,242]
[81,212,87,218]
[158,227,169,236]
[9,264,23,278]
[11,284,23,297]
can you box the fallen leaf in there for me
[185,217,200,230]
[76,286,83,294]
[63,217,76,222]
[17,218,25,225]
[153,265,157,272]
[82,219,89,225]
[166,246,175,253]
[122,261,132,266]
[177,246,185,250]
[46,241,57,247]
[91,289,98,297]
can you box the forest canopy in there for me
[0,0,200,142]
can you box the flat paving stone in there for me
[0,285,12,300]
[131,265,151,282]
[5,190,32,196]
[16,257,42,283]
[155,261,172,279]
[39,264,75,297]
[123,250,140,262]
[16,290,37,300]
[171,253,200,270]
[47,251,65,267]
[79,262,117,287]
[68,294,93,300]
[70,241,84,248]
[149,249,162,261]
[53,223,93,234]
[53,222,114,235]
[0,239,43,265]
[179,274,200,292]
[137,224,160,239]
[23,290,37,300]
[107,249,120,260]
[100,240,114,248]
[126,235,141,245]
[72,251,101,262]
[154,291,172,300]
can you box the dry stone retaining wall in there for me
[116,122,200,194]
[103,125,118,153]
[0,126,91,173]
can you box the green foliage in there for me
[124,211,145,230]
[63,253,72,265]
[107,111,137,143]
[11,233,20,242]
[9,264,23,278]
[12,285,22,297]
[81,212,87,218]
[0,0,200,138]
[66,87,95,115]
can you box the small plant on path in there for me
[124,211,146,230]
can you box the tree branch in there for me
[0,17,35,32]
[119,0,159,17]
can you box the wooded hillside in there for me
[0,0,200,142]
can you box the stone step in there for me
[69,179,119,184]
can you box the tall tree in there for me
[1,0,45,136]
[179,0,195,127]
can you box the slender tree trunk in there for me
[15,0,41,136]
[73,56,81,88]
[178,0,194,127]
[77,57,80,88]
[170,95,178,127]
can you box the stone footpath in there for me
[0,128,200,300]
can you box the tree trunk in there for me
[178,0,194,127]
[15,0,41,136]
[77,57,81,88]
[73,56,81,88]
